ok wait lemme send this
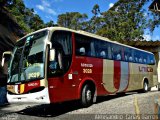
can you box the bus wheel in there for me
[143,81,148,92]
[81,84,93,107]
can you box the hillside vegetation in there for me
[1,0,160,42]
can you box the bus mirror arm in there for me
[1,57,5,67]
[1,51,12,67]
[50,49,56,61]
[47,41,52,49]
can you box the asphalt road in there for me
[0,90,160,120]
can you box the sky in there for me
[23,0,159,41]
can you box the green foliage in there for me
[57,0,160,41]
[2,0,55,34]
[92,4,100,16]
[96,0,149,41]
[46,20,54,27]
[56,1,151,41]
[2,0,160,41]
[87,4,103,33]
[96,0,160,41]
[57,12,88,30]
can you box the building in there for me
[149,0,160,12]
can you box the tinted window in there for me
[132,50,155,65]
[51,31,72,55]
[75,34,95,57]
[94,40,111,59]
[49,31,72,77]
[134,50,139,63]
[126,47,134,62]
[148,54,155,65]
[75,33,156,65]
[111,43,123,61]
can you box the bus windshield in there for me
[9,30,48,84]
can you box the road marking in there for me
[134,96,140,120]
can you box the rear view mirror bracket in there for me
[1,51,12,67]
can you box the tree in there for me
[86,4,103,33]
[148,10,160,33]
[45,20,54,27]
[3,0,158,42]
[71,13,88,30]
[92,4,100,17]
[57,12,88,30]
[28,14,45,31]
[5,0,48,33]
[96,0,149,41]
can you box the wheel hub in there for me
[86,90,91,101]
[144,83,148,91]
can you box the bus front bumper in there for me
[7,88,50,104]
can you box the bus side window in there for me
[111,44,122,61]
[75,34,94,57]
[144,58,146,63]
[125,54,128,61]
[147,54,150,64]
[143,55,147,64]
[124,50,129,62]
[94,39,109,59]
[139,57,142,63]
[116,52,121,60]
[151,59,154,64]
[49,31,72,76]
[134,51,138,63]
[129,49,134,62]
[134,54,138,63]
[124,47,134,62]
[150,54,155,65]
[90,42,95,57]
[79,47,86,55]
[111,47,115,60]
[129,55,133,62]
[100,51,106,58]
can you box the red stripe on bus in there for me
[114,61,121,90]
[18,84,20,94]
[23,80,40,93]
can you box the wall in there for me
[0,9,22,106]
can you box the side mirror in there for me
[1,51,12,67]
[50,49,56,61]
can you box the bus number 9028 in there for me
[83,69,92,73]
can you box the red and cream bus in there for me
[2,27,159,107]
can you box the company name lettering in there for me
[139,66,153,72]
[81,63,93,68]
[28,83,38,87]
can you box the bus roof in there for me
[18,27,153,55]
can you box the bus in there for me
[1,27,159,107]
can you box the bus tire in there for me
[81,84,93,107]
[143,81,149,92]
